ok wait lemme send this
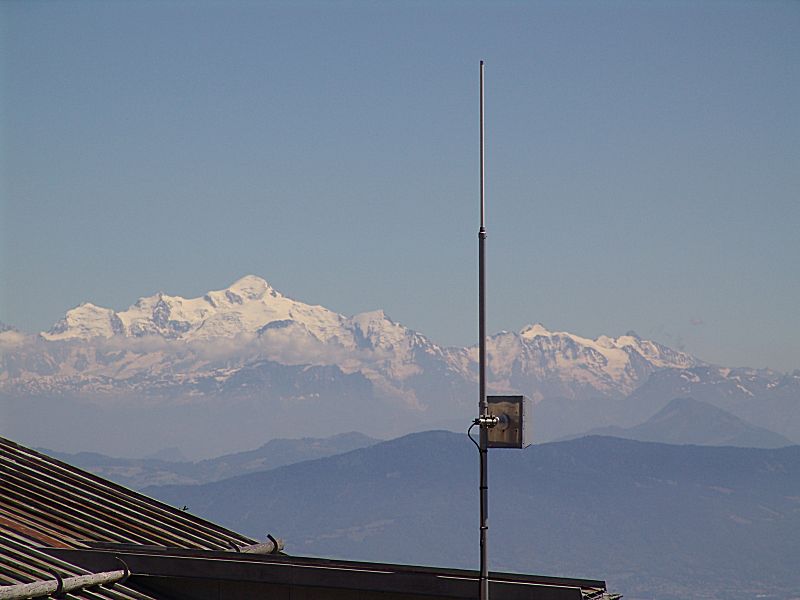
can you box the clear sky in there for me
[1,0,798,372]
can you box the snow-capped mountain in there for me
[475,323,697,399]
[4,275,698,401]
[18,277,455,405]
[1,275,794,457]
[43,275,350,344]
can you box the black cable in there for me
[467,420,481,451]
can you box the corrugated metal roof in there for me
[0,436,256,551]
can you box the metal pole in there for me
[478,59,489,600]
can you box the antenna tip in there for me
[480,60,484,66]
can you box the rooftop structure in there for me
[0,436,619,599]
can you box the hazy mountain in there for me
[145,431,800,600]
[569,397,794,448]
[144,446,189,462]
[42,432,378,489]
[619,366,800,443]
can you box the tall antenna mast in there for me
[472,60,532,600]
[478,58,490,600]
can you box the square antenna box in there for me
[487,395,532,449]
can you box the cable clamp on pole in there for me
[474,414,499,428]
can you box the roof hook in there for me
[112,556,131,586]
[49,569,65,598]
[267,534,280,554]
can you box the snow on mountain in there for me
[29,277,459,394]
[8,276,701,403]
[5,276,798,456]
[473,323,698,398]
[42,275,350,344]
[44,303,124,340]
[351,309,447,380]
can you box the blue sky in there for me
[1,0,798,371]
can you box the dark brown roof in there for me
[0,436,255,550]
[0,435,257,599]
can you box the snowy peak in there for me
[121,292,210,338]
[43,303,124,341]
[485,323,698,397]
[352,309,387,325]
[351,309,416,351]
[351,310,393,340]
[30,277,707,402]
[225,274,275,300]
[519,323,550,339]
[518,323,695,369]
[38,273,433,358]
[40,276,349,344]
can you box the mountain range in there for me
[145,430,800,600]
[41,431,378,489]
[1,275,798,457]
[45,397,792,492]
